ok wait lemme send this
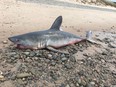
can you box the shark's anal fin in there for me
[47,46,69,54]
[50,16,62,31]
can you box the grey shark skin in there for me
[8,16,91,54]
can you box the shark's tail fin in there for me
[86,30,92,40]
[86,30,96,43]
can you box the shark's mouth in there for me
[16,44,35,50]
[17,44,27,49]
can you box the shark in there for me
[8,16,95,54]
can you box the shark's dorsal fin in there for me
[50,16,62,31]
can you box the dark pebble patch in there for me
[0,41,116,87]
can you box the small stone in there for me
[65,64,72,69]
[61,57,68,62]
[78,70,84,76]
[76,78,82,84]
[2,40,8,44]
[50,73,57,80]
[0,75,5,81]
[17,79,27,85]
[76,83,79,86]
[88,57,92,60]
[22,78,26,81]
[101,59,105,63]
[16,73,32,78]
[47,54,53,59]
[60,83,65,87]
[66,84,70,87]
[102,52,107,55]
[51,62,56,66]
[81,80,87,86]
[109,42,116,48]
[9,52,16,55]
[112,71,116,75]
[34,57,38,60]
[23,52,30,55]
[70,56,76,62]
[86,83,93,87]
[29,51,36,57]
[90,81,95,85]
[83,53,89,57]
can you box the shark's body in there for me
[8,16,94,54]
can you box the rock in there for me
[75,83,79,86]
[90,81,95,85]
[9,52,16,56]
[81,80,87,86]
[61,57,68,62]
[16,73,32,78]
[51,61,56,66]
[78,70,85,76]
[64,63,73,69]
[47,54,53,59]
[0,75,5,81]
[17,79,27,85]
[109,42,116,48]
[23,52,30,55]
[102,52,107,55]
[60,83,65,87]
[50,71,57,80]
[2,40,8,44]
[101,59,105,63]
[66,84,70,87]
[29,51,36,57]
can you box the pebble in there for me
[0,75,5,81]
[2,40,8,44]
[101,59,105,63]
[17,79,27,85]
[61,57,68,62]
[47,54,53,59]
[29,51,36,57]
[64,64,73,69]
[16,73,32,78]
[66,84,70,87]
[60,83,65,87]
[51,61,56,66]
[90,81,95,85]
[0,31,115,87]
[102,52,107,55]
[23,52,30,55]
[109,42,116,48]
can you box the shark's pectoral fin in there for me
[46,46,69,54]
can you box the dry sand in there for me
[0,1,116,87]
[0,0,116,49]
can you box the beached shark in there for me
[8,16,95,54]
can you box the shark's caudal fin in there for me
[86,31,96,43]
[50,16,62,31]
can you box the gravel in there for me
[0,36,116,87]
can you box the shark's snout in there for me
[8,37,19,44]
[8,37,12,41]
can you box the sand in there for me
[0,1,116,87]
[0,0,116,48]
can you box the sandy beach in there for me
[0,0,116,48]
[0,0,116,87]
